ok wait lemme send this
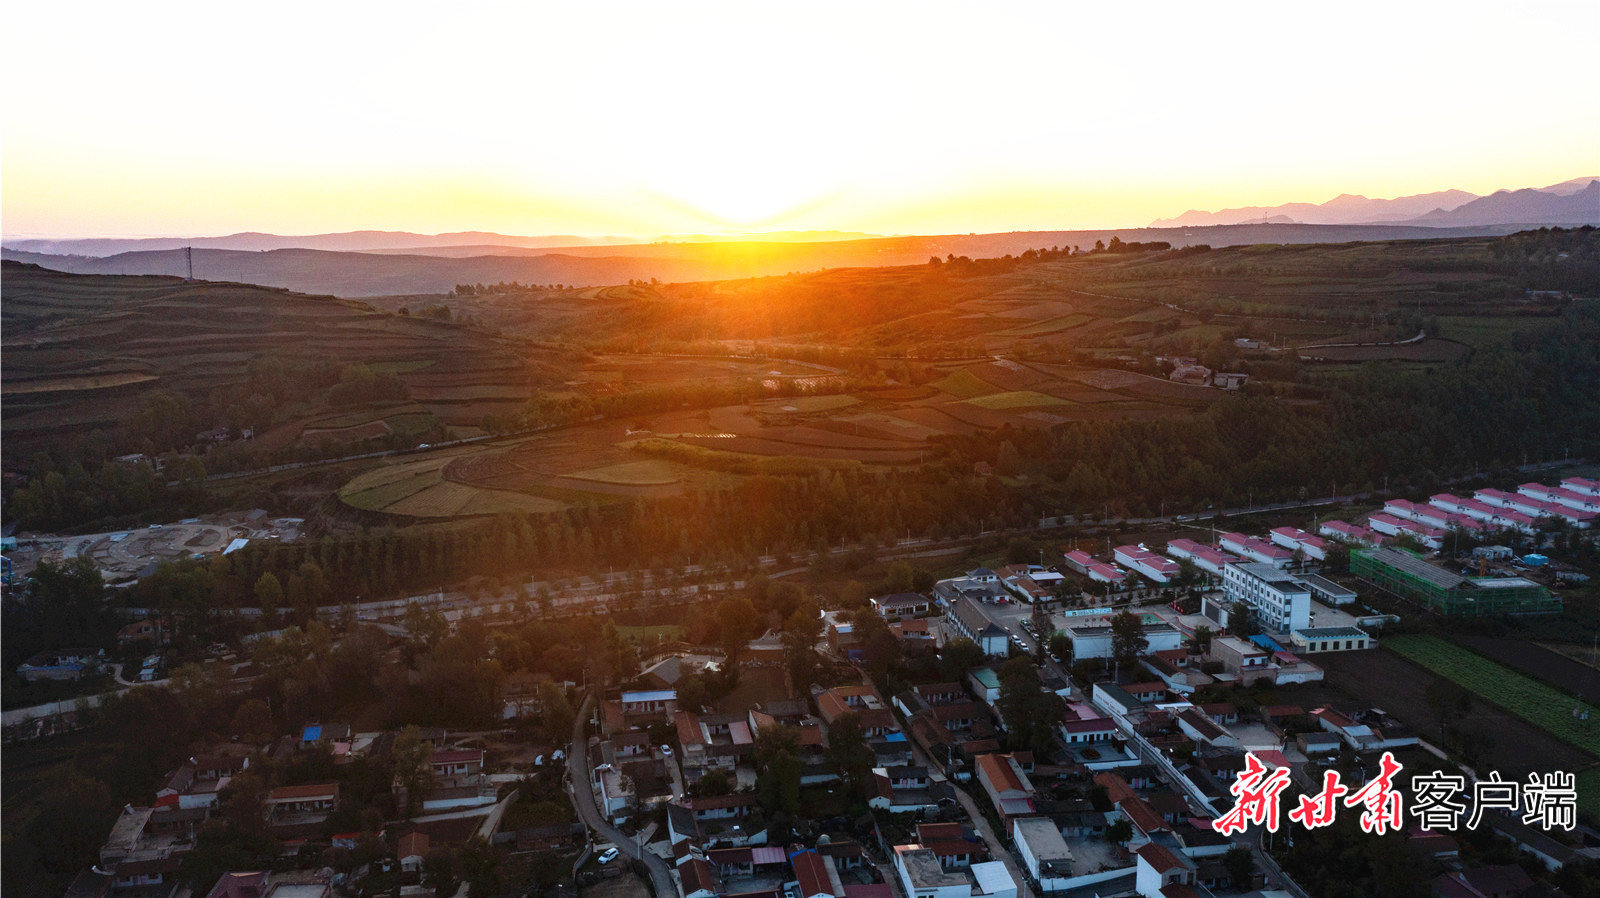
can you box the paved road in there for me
[945,778,1034,898]
[567,693,676,898]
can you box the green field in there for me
[569,460,682,485]
[965,390,1073,409]
[932,367,1001,398]
[1386,635,1600,758]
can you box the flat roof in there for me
[1475,577,1544,589]
[896,847,966,888]
[1234,562,1308,586]
[971,862,1015,896]
[620,690,677,702]
[1293,627,1370,639]
[1298,574,1356,596]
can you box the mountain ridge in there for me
[1151,177,1597,227]
[1,222,1545,297]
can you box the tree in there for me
[849,610,902,687]
[695,768,734,797]
[393,725,437,818]
[824,712,876,802]
[229,698,275,742]
[883,560,915,594]
[1105,819,1132,844]
[753,724,802,815]
[1229,601,1261,637]
[997,656,1061,756]
[1223,845,1254,890]
[1190,625,1214,654]
[28,770,112,878]
[403,602,448,648]
[459,836,504,898]
[781,600,822,692]
[253,572,283,612]
[1110,609,1148,671]
[716,595,760,658]
[539,681,574,739]
[424,847,458,894]
[939,637,985,680]
[1047,632,1072,662]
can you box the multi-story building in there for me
[1221,563,1311,632]
[946,596,1009,656]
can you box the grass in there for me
[993,312,1092,337]
[964,390,1074,410]
[1385,635,1600,758]
[568,460,682,485]
[1,372,158,394]
[386,480,481,517]
[384,412,439,434]
[627,437,856,475]
[456,489,566,515]
[340,470,443,511]
[1437,315,1550,350]
[775,394,860,412]
[369,359,437,374]
[932,367,1001,399]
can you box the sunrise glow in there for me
[3,0,1597,239]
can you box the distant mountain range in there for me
[0,222,1544,297]
[1151,177,1598,227]
[0,230,640,257]
[0,228,885,258]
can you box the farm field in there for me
[1448,634,1600,700]
[325,345,1225,521]
[1310,650,1600,820]
[0,263,559,457]
[1384,635,1600,758]
[1298,337,1472,362]
[10,234,1583,528]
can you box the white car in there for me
[660,745,673,756]
[598,848,620,865]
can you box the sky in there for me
[3,0,1597,239]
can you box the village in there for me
[33,477,1600,898]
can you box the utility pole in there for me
[184,246,194,280]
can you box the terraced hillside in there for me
[1,262,558,458]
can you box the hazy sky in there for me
[3,1,1597,239]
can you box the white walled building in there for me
[1219,533,1293,568]
[1269,527,1329,562]
[1319,520,1381,547]
[1222,563,1311,632]
[1113,545,1181,584]
[1164,539,1240,578]
[1064,617,1183,661]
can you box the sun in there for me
[635,150,846,232]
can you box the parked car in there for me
[660,745,673,756]
[598,847,620,865]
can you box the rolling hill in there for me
[1,222,1539,297]
[0,261,561,458]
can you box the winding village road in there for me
[567,692,677,898]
